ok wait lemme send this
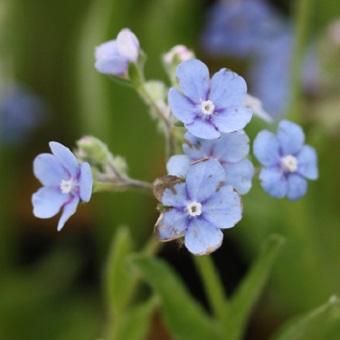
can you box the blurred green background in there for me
[0,0,340,339]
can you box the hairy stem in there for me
[93,177,153,194]
[137,84,177,159]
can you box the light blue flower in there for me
[32,142,93,230]
[157,159,242,255]
[95,28,140,77]
[168,59,252,139]
[167,131,254,194]
[253,120,318,200]
[201,0,284,58]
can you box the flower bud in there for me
[116,28,140,62]
[76,136,112,166]
[163,45,194,66]
[95,28,140,79]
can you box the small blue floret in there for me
[253,120,318,200]
[157,159,242,255]
[32,142,93,230]
[168,59,252,140]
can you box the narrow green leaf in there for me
[193,255,227,321]
[273,296,340,340]
[133,256,222,340]
[110,296,159,340]
[106,226,136,316]
[225,234,285,340]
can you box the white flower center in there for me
[200,100,215,115]
[186,201,202,217]
[281,155,298,173]
[60,179,76,194]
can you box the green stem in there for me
[194,255,228,321]
[137,84,177,159]
[93,177,153,194]
[288,0,313,121]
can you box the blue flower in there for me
[95,28,140,77]
[167,131,254,195]
[168,59,252,139]
[0,86,45,145]
[32,142,93,230]
[250,30,320,116]
[253,120,318,200]
[157,159,242,255]
[201,0,284,58]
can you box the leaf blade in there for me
[225,234,285,340]
[133,256,222,340]
[273,296,340,340]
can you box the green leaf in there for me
[106,226,136,316]
[224,234,285,340]
[273,296,340,340]
[110,296,159,340]
[132,256,222,340]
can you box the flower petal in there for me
[210,69,247,108]
[49,142,79,177]
[184,218,223,255]
[186,159,225,202]
[168,88,196,124]
[297,145,318,180]
[79,162,93,202]
[167,155,190,178]
[223,159,254,194]
[212,106,252,134]
[183,132,213,161]
[253,130,280,166]
[287,174,307,200]
[95,40,119,60]
[204,185,242,228]
[32,187,68,219]
[176,59,210,101]
[186,118,220,140]
[95,57,128,76]
[95,40,128,75]
[57,196,80,231]
[156,209,188,241]
[213,131,250,163]
[33,153,68,186]
[277,120,305,155]
[116,28,139,62]
[162,182,188,208]
[259,167,287,198]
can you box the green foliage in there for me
[0,248,100,340]
[133,256,222,340]
[105,226,158,340]
[110,297,159,340]
[224,235,285,340]
[132,236,286,340]
[273,296,340,340]
[105,226,137,315]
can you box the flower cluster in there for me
[202,0,282,58]
[156,58,254,254]
[31,27,319,256]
